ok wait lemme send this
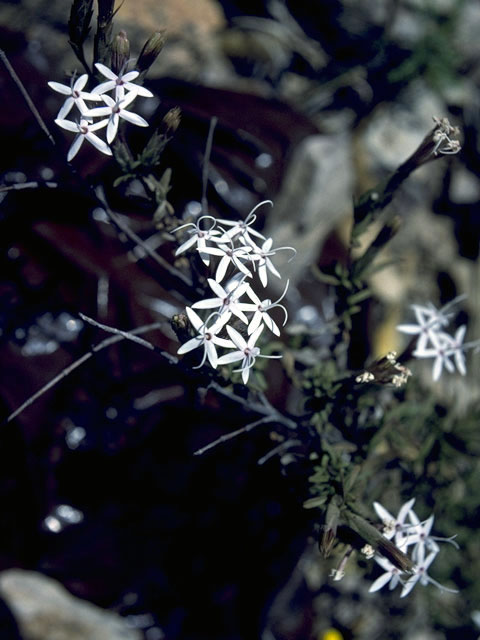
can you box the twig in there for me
[79,313,156,349]
[5,322,165,424]
[201,116,218,214]
[95,186,194,289]
[257,438,301,465]
[208,381,298,431]
[0,48,56,147]
[0,181,58,193]
[194,416,274,456]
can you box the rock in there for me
[0,569,141,640]
[264,133,354,292]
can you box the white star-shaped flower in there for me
[217,325,281,384]
[215,200,270,244]
[373,498,416,550]
[413,329,456,381]
[86,91,149,144]
[92,63,154,100]
[444,325,467,376]
[368,556,403,593]
[48,74,102,119]
[191,278,251,324]
[54,118,112,161]
[407,509,459,562]
[172,215,223,266]
[177,308,232,369]
[400,545,457,597]
[242,280,289,336]
[245,237,296,288]
[200,241,253,283]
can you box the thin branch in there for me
[0,48,56,146]
[257,438,301,465]
[208,381,298,431]
[5,322,165,424]
[95,186,194,289]
[194,416,274,456]
[202,116,218,213]
[0,181,58,193]
[79,313,156,350]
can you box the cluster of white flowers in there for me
[174,201,295,384]
[49,63,153,161]
[369,498,458,597]
[396,297,476,381]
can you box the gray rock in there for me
[264,133,354,291]
[0,569,142,640]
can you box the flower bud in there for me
[111,30,130,75]
[162,107,182,136]
[137,30,167,73]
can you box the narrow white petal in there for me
[213,336,237,349]
[55,119,80,132]
[57,98,75,120]
[247,311,262,335]
[177,336,201,354]
[192,299,222,310]
[88,118,109,132]
[432,357,443,381]
[119,111,149,127]
[131,85,154,98]
[259,263,268,287]
[205,341,218,368]
[397,498,416,523]
[175,235,198,255]
[122,70,140,82]
[95,63,116,80]
[373,501,394,524]
[231,307,249,325]
[266,258,281,279]
[400,576,418,598]
[185,307,204,332]
[73,74,89,91]
[86,132,112,156]
[396,324,421,335]
[215,255,230,283]
[455,351,466,375]
[67,135,84,161]
[120,91,138,108]
[91,80,116,95]
[217,351,244,365]
[207,279,227,298]
[226,325,247,350]
[85,106,111,118]
[107,115,119,144]
[48,81,72,95]
[369,572,392,593]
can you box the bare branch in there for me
[95,186,195,289]
[0,48,56,146]
[193,416,274,456]
[5,321,166,424]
